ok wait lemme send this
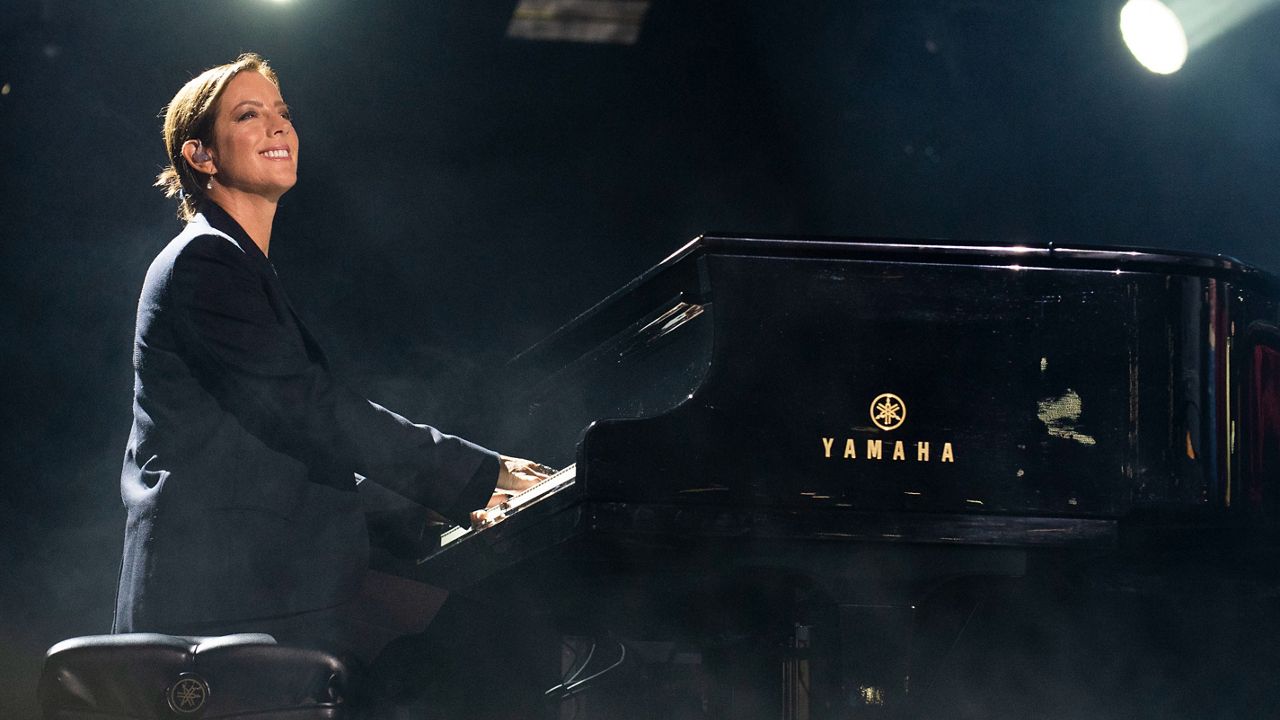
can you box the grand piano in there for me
[404,236,1280,718]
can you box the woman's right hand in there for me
[496,455,554,493]
[471,456,555,529]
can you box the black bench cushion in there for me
[39,633,348,719]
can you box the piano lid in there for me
[695,235,1277,279]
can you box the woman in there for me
[115,53,548,706]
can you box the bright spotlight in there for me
[1120,0,1188,74]
[1120,0,1280,74]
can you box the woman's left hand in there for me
[470,490,514,528]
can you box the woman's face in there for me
[208,70,298,201]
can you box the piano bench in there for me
[38,633,350,719]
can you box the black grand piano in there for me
[402,237,1280,719]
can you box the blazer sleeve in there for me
[169,234,497,526]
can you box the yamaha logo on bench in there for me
[166,672,209,716]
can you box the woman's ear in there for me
[181,139,216,176]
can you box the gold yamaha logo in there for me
[869,392,906,431]
[819,391,955,464]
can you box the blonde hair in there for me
[155,53,280,221]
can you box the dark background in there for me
[2,0,1279,715]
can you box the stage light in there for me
[507,0,650,45]
[1120,0,1280,74]
[1120,0,1188,74]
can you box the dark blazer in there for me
[114,203,498,632]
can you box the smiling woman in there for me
[116,52,552,715]
[154,54,298,254]
[196,71,299,230]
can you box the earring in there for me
[206,179,212,190]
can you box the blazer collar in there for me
[190,202,272,268]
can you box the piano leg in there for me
[783,624,814,720]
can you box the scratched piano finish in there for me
[582,249,1234,518]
